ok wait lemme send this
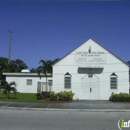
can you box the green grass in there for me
[0,93,47,103]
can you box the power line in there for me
[1,0,127,2]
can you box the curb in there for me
[1,107,130,112]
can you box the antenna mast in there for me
[8,26,12,64]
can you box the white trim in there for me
[78,66,104,68]
[3,73,52,76]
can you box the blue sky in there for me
[0,0,130,69]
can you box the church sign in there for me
[75,51,106,64]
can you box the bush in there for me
[36,92,51,100]
[109,92,130,102]
[49,92,59,101]
[57,91,74,101]
[49,91,74,101]
[43,92,51,98]
[36,91,74,101]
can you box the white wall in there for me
[6,75,53,93]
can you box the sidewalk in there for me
[0,100,130,111]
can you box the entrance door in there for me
[37,82,41,93]
[42,82,47,92]
[37,82,47,92]
[81,74,100,100]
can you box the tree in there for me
[0,57,28,80]
[127,61,130,65]
[0,80,17,99]
[37,60,52,91]
[14,59,28,72]
[52,58,60,65]
[30,68,37,73]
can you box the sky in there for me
[0,0,130,69]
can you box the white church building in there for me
[3,38,130,100]
[52,39,130,100]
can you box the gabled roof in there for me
[53,38,130,68]
[110,72,117,76]
[64,72,71,76]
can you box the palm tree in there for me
[52,58,60,65]
[37,60,52,91]
[0,80,17,99]
[49,58,60,74]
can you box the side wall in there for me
[6,76,53,93]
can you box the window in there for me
[64,72,71,89]
[27,79,32,85]
[110,73,117,89]
[88,74,93,78]
[48,80,52,86]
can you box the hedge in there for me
[36,91,74,101]
[109,92,130,102]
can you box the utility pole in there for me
[8,26,12,64]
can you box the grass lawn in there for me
[0,93,47,103]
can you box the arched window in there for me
[110,73,118,89]
[64,72,71,89]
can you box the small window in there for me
[110,73,117,89]
[64,72,71,89]
[27,79,32,85]
[48,80,52,86]
[88,74,93,78]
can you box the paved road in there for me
[0,100,130,111]
[0,109,130,130]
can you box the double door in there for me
[81,75,100,100]
[37,81,52,93]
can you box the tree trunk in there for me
[7,91,9,99]
[46,74,48,91]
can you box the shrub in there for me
[49,92,59,101]
[36,92,51,100]
[49,91,74,101]
[57,91,74,101]
[36,91,74,101]
[109,92,130,102]
[44,92,51,98]
[57,91,64,101]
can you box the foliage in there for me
[0,80,17,99]
[109,92,130,102]
[30,58,60,74]
[49,91,74,101]
[37,58,60,92]
[0,57,28,80]
[0,57,27,72]
[57,91,74,101]
[30,68,37,73]
[36,92,51,100]
[51,58,60,65]
[127,61,130,65]
[36,91,74,101]
[49,92,59,101]
[37,58,60,76]
[44,92,51,98]
[37,60,52,76]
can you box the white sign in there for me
[75,51,106,64]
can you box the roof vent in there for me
[21,69,30,73]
